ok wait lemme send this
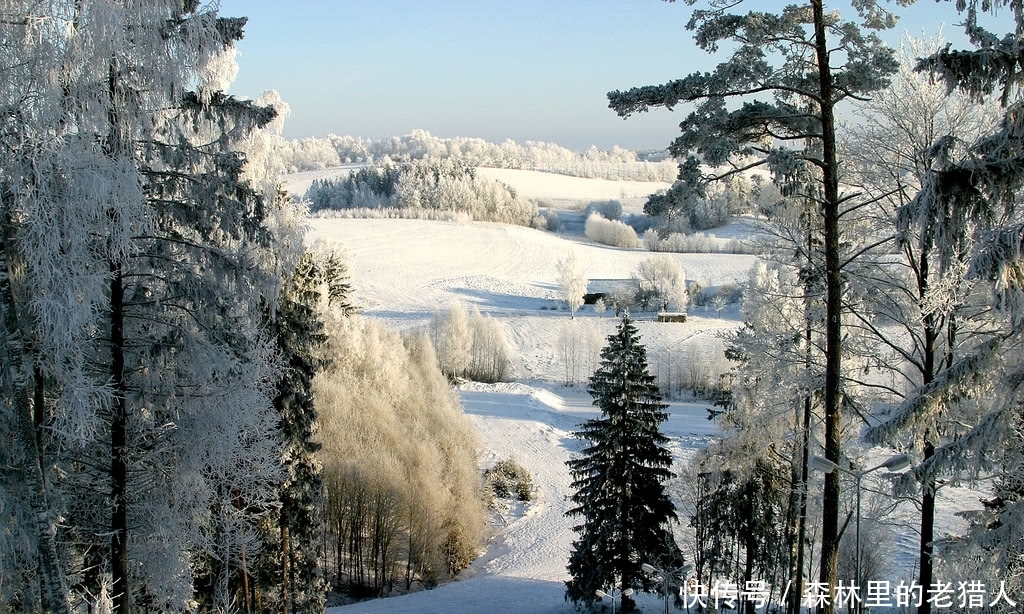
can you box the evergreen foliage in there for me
[565,314,680,611]
[608,4,900,608]
[688,459,790,600]
[485,458,534,503]
[253,247,353,613]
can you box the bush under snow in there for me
[584,212,639,248]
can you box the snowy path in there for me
[326,383,718,614]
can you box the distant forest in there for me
[278,128,679,182]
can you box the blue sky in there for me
[219,1,980,151]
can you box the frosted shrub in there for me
[643,229,661,251]
[584,212,640,248]
[531,208,562,232]
[484,459,534,503]
[584,199,623,221]
[644,230,757,254]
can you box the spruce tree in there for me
[565,313,679,612]
[256,247,352,614]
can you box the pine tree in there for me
[565,313,680,612]
[607,4,900,609]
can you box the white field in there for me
[303,169,979,614]
[476,167,672,202]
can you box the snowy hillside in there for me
[306,218,750,383]
[303,174,979,614]
[303,185,751,612]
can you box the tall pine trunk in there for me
[106,50,131,614]
[811,2,843,612]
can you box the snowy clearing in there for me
[326,382,717,614]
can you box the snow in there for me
[304,170,981,614]
[306,206,738,613]
[283,163,365,198]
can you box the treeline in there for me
[644,172,764,234]
[315,314,485,597]
[307,159,537,226]
[279,129,678,182]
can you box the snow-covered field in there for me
[301,167,747,611]
[302,169,976,614]
[476,167,672,202]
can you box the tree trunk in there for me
[110,262,130,614]
[918,440,936,614]
[811,3,843,613]
[786,445,802,614]
[743,479,757,614]
[281,523,291,614]
[791,394,812,614]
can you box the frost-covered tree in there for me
[255,247,353,614]
[864,2,1024,601]
[608,3,900,606]
[430,304,509,382]
[565,314,680,612]
[722,253,827,613]
[843,34,999,614]
[1,3,291,612]
[316,315,485,595]
[557,252,587,318]
[632,256,688,313]
[431,303,472,379]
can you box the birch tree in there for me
[557,251,587,318]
